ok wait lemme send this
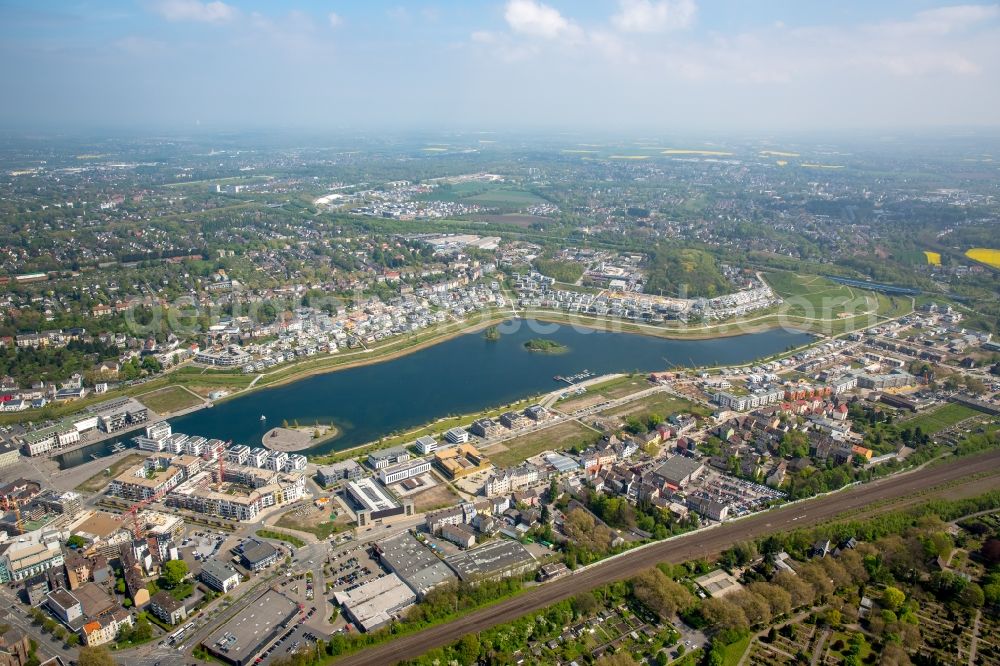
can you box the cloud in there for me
[328,12,343,28]
[612,0,697,33]
[504,0,581,40]
[151,0,236,23]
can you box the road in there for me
[334,449,1000,665]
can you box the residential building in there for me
[200,560,241,594]
[316,460,364,486]
[440,523,476,548]
[367,447,410,469]
[149,590,187,625]
[414,436,438,454]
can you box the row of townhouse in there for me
[483,464,540,497]
[135,423,306,473]
[713,387,785,411]
[14,328,87,349]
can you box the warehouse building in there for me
[334,573,416,632]
[203,589,299,666]
[444,539,536,582]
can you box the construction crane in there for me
[2,495,23,535]
[215,439,232,490]
[125,486,168,540]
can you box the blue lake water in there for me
[57,320,811,467]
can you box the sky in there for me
[1,0,999,133]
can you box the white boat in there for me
[260,414,266,421]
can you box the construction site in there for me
[106,446,308,525]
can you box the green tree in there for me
[78,646,117,666]
[882,586,906,612]
[456,634,481,664]
[162,559,189,588]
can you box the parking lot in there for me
[257,607,321,665]
[690,469,785,517]
[325,544,384,595]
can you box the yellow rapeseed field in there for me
[924,251,941,266]
[965,248,1000,268]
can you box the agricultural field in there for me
[924,250,942,266]
[137,385,203,414]
[902,402,982,435]
[483,420,600,467]
[966,247,1000,269]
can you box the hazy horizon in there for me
[2,0,1000,133]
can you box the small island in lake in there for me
[524,338,568,353]
[483,325,500,341]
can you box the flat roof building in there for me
[694,569,743,598]
[375,532,456,598]
[333,573,415,633]
[346,478,399,513]
[434,444,491,480]
[377,458,432,485]
[444,539,536,582]
[367,446,410,470]
[201,559,241,593]
[653,456,705,489]
[316,460,364,486]
[203,589,299,666]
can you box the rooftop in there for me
[376,532,456,596]
[204,590,299,665]
[444,539,535,582]
[694,569,743,598]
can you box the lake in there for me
[56,320,811,467]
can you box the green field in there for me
[601,393,709,422]
[422,182,547,209]
[766,272,859,312]
[138,385,203,414]
[903,402,981,435]
[718,635,751,666]
[275,510,347,540]
[256,529,305,548]
[486,420,600,467]
[463,189,546,207]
